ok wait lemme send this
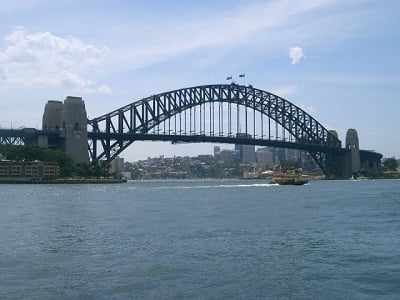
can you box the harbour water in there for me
[1,179,399,299]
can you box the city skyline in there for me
[0,0,399,161]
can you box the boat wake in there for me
[149,182,279,191]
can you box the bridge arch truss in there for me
[88,84,342,175]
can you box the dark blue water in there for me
[1,179,399,299]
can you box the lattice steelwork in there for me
[88,84,342,174]
[0,135,25,145]
[0,129,30,146]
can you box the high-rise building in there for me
[110,156,124,174]
[235,133,255,163]
[256,147,274,166]
[214,146,221,161]
[276,148,286,163]
[220,149,240,163]
[286,149,300,161]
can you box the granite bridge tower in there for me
[42,96,89,164]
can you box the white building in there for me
[110,156,124,174]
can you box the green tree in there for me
[383,157,398,171]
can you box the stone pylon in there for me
[42,96,89,164]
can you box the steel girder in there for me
[88,84,342,174]
[0,128,63,147]
[0,136,25,145]
[0,128,36,146]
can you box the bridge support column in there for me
[27,134,49,148]
[21,129,49,148]
[62,97,89,164]
[345,129,361,177]
[325,152,349,179]
[42,97,89,164]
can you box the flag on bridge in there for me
[239,73,245,78]
[226,76,232,80]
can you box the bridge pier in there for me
[42,97,89,164]
[324,152,347,179]
[325,129,381,179]
[345,129,361,174]
[19,128,49,148]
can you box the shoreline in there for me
[1,174,398,184]
[0,178,126,184]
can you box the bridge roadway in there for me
[88,131,345,154]
[0,128,62,145]
[0,127,382,162]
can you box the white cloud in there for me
[0,27,111,93]
[289,47,304,64]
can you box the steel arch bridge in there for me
[88,84,345,176]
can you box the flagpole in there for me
[239,73,246,86]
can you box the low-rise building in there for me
[0,160,59,179]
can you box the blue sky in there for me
[0,0,399,161]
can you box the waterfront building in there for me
[120,172,132,180]
[0,160,59,179]
[110,156,125,174]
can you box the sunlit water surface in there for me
[1,179,399,299]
